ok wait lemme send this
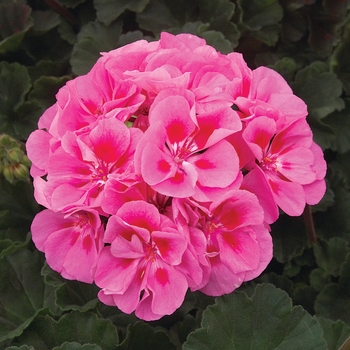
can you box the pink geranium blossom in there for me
[94,200,202,321]
[234,66,308,123]
[242,116,326,216]
[31,209,104,283]
[173,190,272,296]
[41,118,142,213]
[26,32,327,321]
[135,88,241,198]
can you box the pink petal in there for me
[109,264,148,314]
[212,189,264,229]
[195,107,242,149]
[31,209,75,251]
[192,140,239,188]
[95,247,140,295]
[217,227,260,273]
[304,179,326,205]
[244,224,273,281]
[267,173,306,216]
[110,234,145,259]
[242,116,276,160]
[134,289,163,321]
[26,130,52,174]
[141,142,177,186]
[241,166,279,224]
[149,93,196,144]
[89,118,130,163]
[277,147,316,184]
[117,200,161,235]
[152,231,187,265]
[146,262,188,316]
[151,161,198,198]
[200,255,243,296]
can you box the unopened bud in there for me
[7,149,22,163]
[3,164,14,183]
[21,154,32,167]
[0,134,11,146]
[13,163,29,182]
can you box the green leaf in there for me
[313,237,350,278]
[310,268,330,292]
[292,284,317,314]
[184,283,327,350]
[315,161,350,239]
[237,0,283,45]
[238,272,294,298]
[116,321,175,350]
[0,180,38,255]
[169,21,233,54]
[28,75,71,111]
[53,342,102,350]
[94,0,150,26]
[31,11,61,32]
[271,214,309,263]
[0,62,31,119]
[238,0,283,29]
[315,253,350,325]
[0,3,33,54]
[0,249,56,342]
[270,57,298,83]
[292,61,345,122]
[198,0,235,23]
[27,60,71,83]
[6,345,34,350]
[118,31,145,47]
[70,20,123,76]
[10,100,43,139]
[169,314,198,347]
[281,8,307,42]
[55,280,100,312]
[331,22,350,96]
[16,311,119,350]
[136,0,180,34]
[323,99,350,154]
[58,20,77,45]
[41,263,67,288]
[317,317,350,350]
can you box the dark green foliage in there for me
[1,0,350,348]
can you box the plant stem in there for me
[44,0,79,26]
[303,204,317,244]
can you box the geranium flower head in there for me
[95,200,202,320]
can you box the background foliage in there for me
[1,0,350,348]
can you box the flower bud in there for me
[7,149,22,163]
[21,154,32,167]
[0,134,11,146]
[13,163,29,182]
[3,164,14,183]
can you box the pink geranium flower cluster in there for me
[26,32,326,321]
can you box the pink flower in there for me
[242,116,326,216]
[94,201,201,320]
[50,62,145,138]
[234,66,308,123]
[31,209,104,283]
[173,190,272,296]
[134,88,241,198]
[41,118,142,213]
[26,32,327,321]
